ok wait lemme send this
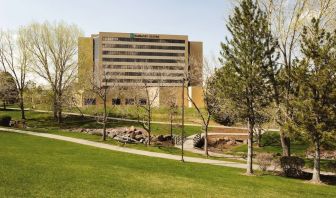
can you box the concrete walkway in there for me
[175,133,246,160]
[0,127,250,170]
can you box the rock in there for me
[163,135,172,141]
[130,126,136,131]
[226,140,236,146]
[157,135,165,141]
[151,136,158,142]
[134,134,143,141]
[90,130,102,136]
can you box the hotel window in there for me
[84,98,96,105]
[125,98,135,105]
[139,98,147,105]
[112,98,121,105]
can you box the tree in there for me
[0,29,31,119]
[0,71,18,109]
[290,18,336,183]
[89,70,118,141]
[258,0,336,157]
[25,22,82,123]
[218,0,276,174]
[185,58,215,157]
[136,82,160,146]
[166,89,179,144]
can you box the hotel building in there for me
[78,32,204,107]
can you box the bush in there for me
[212,114,234,126]
[256,153,273,172]
[326,161,336,173]
[193,135,204,148]
[0,115,11,126]
[280,156,305,177]
[260,131,280,146]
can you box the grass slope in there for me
[0,109,201,137]
[1,131,335,198]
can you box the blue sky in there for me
[0,0,235,60]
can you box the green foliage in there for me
[0,72,18,105]
[290,18,336,180]
[214,0,277,127]
[0,115,11,126]
[261,131,280,146]
[280,156,305,177]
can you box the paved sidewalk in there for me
[0,127,249,170]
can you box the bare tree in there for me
[25,22,82,123]
[137,82,160,146]
[184,57,215,157]
[88,70,119,141]
[0,28,31,119]
[166,89,179,144]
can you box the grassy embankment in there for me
[1,131,335,198]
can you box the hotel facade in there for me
[78,32,204,107]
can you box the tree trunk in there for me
[57,108,62,123]
[311,138,321,183]
[170,114,173,144]
[102,100,107,141]
[147,107,151,146]
[204,125,209,157]
[257,127,262,147]
[3,101,6,110]
[19,92,25,120]
[181,80,185,162]
[57,93,63,123]
[53,94,58,120]
[246,119,254,175]
[280,129,291,156]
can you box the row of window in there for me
[102,51,185,57]
[102,58,184,63]
[103,79,183,84]
[103,65,185,70]
[102,44,185,50]
[102,37,185,44]
[105,71,184,77]
[84,98,147,106]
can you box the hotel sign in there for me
[130,33,160,39]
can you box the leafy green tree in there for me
[218,0,277,174]
[291,18,336,183]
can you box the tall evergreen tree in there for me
[218,0,277,174]
[291,18,336,183]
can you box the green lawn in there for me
[0,109,202,137]
[0,109,246,163]
[1,131,335,198]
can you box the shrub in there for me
[193,136,204,148]
[256,153,273,172]
[0,115,11,126]
[280,156,305,177]
[260,131,280,146]
[326,161,336,174]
